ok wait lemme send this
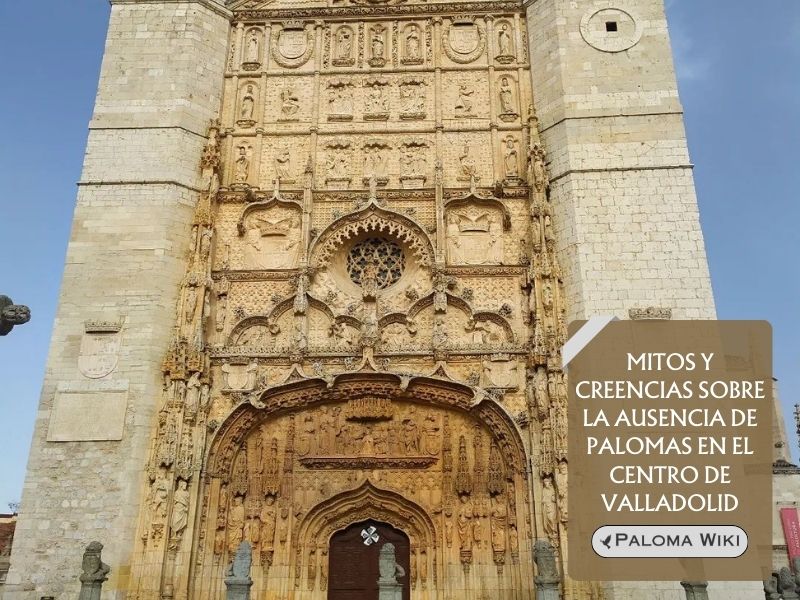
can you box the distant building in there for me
[0,513,17,589]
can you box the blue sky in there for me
[0,1,798,507]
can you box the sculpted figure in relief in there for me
[275,147,292,182]
[336,27,352,61]
[497,24,513,57]
[555,460,568,523]
[457,495,474,551]
[151,466,170,520]
[234,144,250,184]
[498,77,516,115]
[281,86,300,118]
[503,136,519,178]
[246,30,260,63]
[240,85,256,121]
[541,475,558,543]
[260,495,277,550]
[454,84,474,117]
[371,26,386,60]
[405,25,421,61]
[171,479,190,538]
[228,496,246,552]
[490,499,508,553]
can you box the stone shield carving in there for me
[272,22,313,68]
[78,328,121,379]
[443,18,485,64]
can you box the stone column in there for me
[680,581,709,600]
[532,540,560,600]
[225,542,254,600]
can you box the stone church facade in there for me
[6,0,787,599]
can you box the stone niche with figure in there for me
[236,200,302,270]
[444,194,511,266]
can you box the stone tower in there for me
[3,1,770,600]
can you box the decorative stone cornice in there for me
[234,1,521,20]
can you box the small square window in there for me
[605,21,618,32]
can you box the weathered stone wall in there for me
[4,2,230,598]
[526,0,716,322]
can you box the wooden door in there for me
[328,521,410,600]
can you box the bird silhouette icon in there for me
[601,534,612,550]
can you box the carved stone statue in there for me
[497,24,513,57]
[171,479,190,539]
[336,27,353,62]
[405,25,420,62]
[763,574,780,600]
[457,495,474,552]
[246,30,260,64]
[554,460,568,523]
[454,84,474,117]
[275,147,292,182]
[78,541,111,600]
[234,145,250,184]
[0,295,31,336]
[225,541,254,600]
[240,84,255,121]
[503,136,519,178]
[371,26,386,61]
[778,567,799,600]
[281,87,299,118]
[541,475,558,543]
[498,77,516,115]
[227,496,246,552]
[378,542,405,600]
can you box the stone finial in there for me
[78,541,111,600]
[0,295,30,336]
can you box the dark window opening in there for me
[605,21,618,32]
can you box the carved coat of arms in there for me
[78,326,121,379]
[277,27,307,60]
[448,23,480,55]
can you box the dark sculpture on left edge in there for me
[0,295,30,336]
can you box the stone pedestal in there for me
[680,581,709,600]
[533,577,560,600]
[224,542,253,600]
[378,579,403,600]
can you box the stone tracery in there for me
[128,2,580,598]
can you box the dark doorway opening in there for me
[328,521,410,600]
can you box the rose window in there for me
[346,238,405,289]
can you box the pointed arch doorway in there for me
[328,521,410,600]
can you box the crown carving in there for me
[452,15,475,25]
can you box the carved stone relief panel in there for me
[442,132,492,187]
[496,74,519,122]
[445,71,490,121]
[332,24,356,67]
[401,23,424,65]
[398,76,428,120]
[237,81,259,128]
[261,136,309,188]
[442,16,486,65]
[367,23,389,67]
[327,78,356,121]
[445,205,505,265]
[362,77,390,120]
[271,21,314,69]
[78,321,122,379]
[322,139,353,188]
[215,280,293,339]
[494,20,516,64]
[264,75,314,124]
[237,205,302,270]
[242,28,263,70]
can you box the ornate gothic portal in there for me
[126,2,594,599]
